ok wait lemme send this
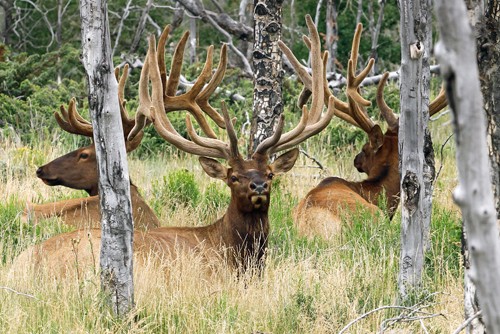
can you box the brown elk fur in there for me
[24,65,160,230]
[16,150,299,277]
[281,20,447,240]
[294,127,399,239]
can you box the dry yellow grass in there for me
[0,113,464,333]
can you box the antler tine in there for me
[157,27,226,138]
[346,23,374,107]
[429,84,447,116]
[253,115,286,157]
[185,115,230,158]
[272,96,335,153]
[157,24,172,93]
[220,101,240,158]
[195,44,228,129]
[166,31,190,97]
[54,104,90,137]
[67,98,94,137]
[279,19,361,131]
[147,35,227,159]
[265,15,335,154]
[116,63,137,135]
[376,72,399,131]
[347,94,375,133]
[128,48,152,141]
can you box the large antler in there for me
[131,35,233,159]
[252,14,335,156]
[55,65,143,151]
[280,17,374,134]
[376,71,448,131]
[156,25,226,138]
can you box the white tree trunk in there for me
[397,0,434,299]
[325,0,338,73]
[79,0,134,316]
[435,0,500,331]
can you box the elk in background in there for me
[280,19,447,239]
[13,21,334,277]
[23,66,161,230]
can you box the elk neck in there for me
[357,135,400,218]
[212,194,270,268]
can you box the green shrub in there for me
[152,169,201,212]
[200,182,230,216]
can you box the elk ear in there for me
[199,157,228,180]
[270,148,299,174]
[368,125,384,151]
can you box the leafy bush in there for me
[152,169,201,212]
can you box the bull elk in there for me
[14,21,334,277]
[24,66,160,230]
[280,17,447,239]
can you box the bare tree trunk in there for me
[356,0,363,25]
[249,0,283,153]
[189,17,197,64]
[461,1,500,332]
[478,0,500,221]
[462,229,487,333]
[129,0,153,54]
[397,0,434,300]
[325,0,338,73]
[238,0,253,65]
[369,0,386,75]
[111,0,132,57]
[79,0,134,316]
[0,0,13,44]
[435,0,500,331]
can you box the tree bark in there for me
[397,0,434,299]
[477,0,500,221]
[325,0,338,73]
[434,0,500,332]
[129,0,153,54]
[369,0,386,75]
[249,0,283,154]
[79,0,134,316]
[0,0,13,44]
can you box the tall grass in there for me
[0,113,463,332]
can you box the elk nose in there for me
[250,181,268,194]
[36,167,43,176]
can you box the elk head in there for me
[35,66,143,195]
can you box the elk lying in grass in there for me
[280,18,447,239]
[14,22,334,277]
[23,66,160,230]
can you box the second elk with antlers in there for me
[24,66,160,230]
[281,17,447,239]
[15,23,334,277]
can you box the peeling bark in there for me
[79,0,134,316]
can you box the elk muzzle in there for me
[354,153,365,173]
[249,181,269,209]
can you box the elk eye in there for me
[268,172,274,180]
[79,153,89,160]
[230,175,239,183]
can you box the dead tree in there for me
[79,0,134,316]
[435,0,500,332]
[397,0,434,300]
